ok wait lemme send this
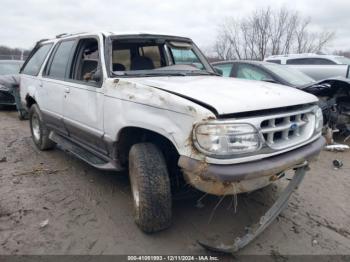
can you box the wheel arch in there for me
[116,126,180,170]
[25,94,37,109]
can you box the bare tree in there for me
[215,7,335,60]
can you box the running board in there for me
[49,132,122,171]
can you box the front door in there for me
[62,36,107,155]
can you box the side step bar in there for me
[49,132,123,171]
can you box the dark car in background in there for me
[212,60,350,139]
[0,60,23,105]
[0,60,27,119]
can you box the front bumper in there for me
[198,165,307,254]
[178,136,325,195]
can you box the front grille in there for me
[259,107,315,150]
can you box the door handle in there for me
[64,87,70,93]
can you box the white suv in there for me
[20,32,324,252]
[265,53,350,65]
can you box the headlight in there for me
[314,107,323,133]
[193,122,261,157]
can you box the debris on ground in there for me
[324,144,350,152]
[39,219,49,228]
[0,156,7,163]
[332,159,343,168]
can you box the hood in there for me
[130,76,318,115]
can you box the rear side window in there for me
[214,64,233,77]
[236,64,272,81]
[22,44,53,76]
[47,40,75,79]
[287,58,336,65]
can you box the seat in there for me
[113,63,126,71]
[130,56,154,70]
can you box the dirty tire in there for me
[29,104,55,150]
[129,143,172,233]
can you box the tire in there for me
[128,143,172,233]
[29,104,55,150]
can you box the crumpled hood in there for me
[130,76,318,115]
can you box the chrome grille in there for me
[259,107,315,150]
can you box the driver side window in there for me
[236,64,272,81]
[70,38,101,85]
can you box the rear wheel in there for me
[128,143,172,233]
[29,104,55,150]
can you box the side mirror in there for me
[213,67,223,76]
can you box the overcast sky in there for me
[1,0,349,52]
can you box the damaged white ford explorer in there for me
[20,32,325,253]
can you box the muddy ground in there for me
[0,109,349,256]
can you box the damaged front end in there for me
[178,108,325,253]
[179,134,324,253]
[0,75,27,118]
[301,77,350,141]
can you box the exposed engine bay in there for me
[302,77,350,141]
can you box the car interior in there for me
[112,41,166,71]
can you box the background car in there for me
[0,60,27,119]
[212,60,350,139]
[264,53,350,80]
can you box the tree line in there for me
[214,7,336,61]
[0,46,30,60]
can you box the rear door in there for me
[62,36,107,154]
[41,39,76,135]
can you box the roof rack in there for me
[56,33,69,38]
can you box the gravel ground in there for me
[0,109,349,255]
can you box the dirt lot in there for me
[0,109,349,256]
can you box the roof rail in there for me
[36,38,49,44]
[56,33,69,38]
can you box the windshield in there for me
[0,61,23,75]
[109,38,215,77]
[264,63,315,86]
[334,56,350,65]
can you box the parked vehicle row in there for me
[16,32,325,253]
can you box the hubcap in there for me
[32,114,41,141]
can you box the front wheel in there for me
[128,143,172,233]
[29,104,55,150]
